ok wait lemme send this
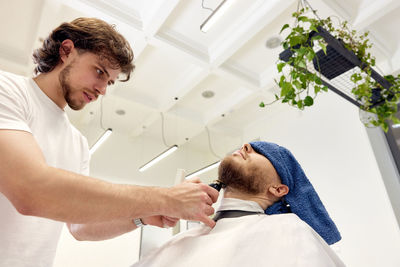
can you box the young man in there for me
[0,18,218,267]
[133,141,345,267]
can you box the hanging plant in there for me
[259,5,400,132]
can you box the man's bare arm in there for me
[67,220,137,241]
[67,216,178,241]
[0,130,218,226]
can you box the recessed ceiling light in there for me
[266,36,282,49]
[202,90,215,98]
[116,109,126,115]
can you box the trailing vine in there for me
[260,7,400,132]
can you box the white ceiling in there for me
[1,0,400,170]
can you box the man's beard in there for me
[59,63,84,110]
[218,156,265,194]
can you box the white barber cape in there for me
[132,198,345,267]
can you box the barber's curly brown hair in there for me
[33,17,134,81]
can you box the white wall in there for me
[243,90,400,267]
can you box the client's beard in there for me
[218,156,264,194]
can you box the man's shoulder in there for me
[0,70,27,83]
[262,213,311,230]
[0,70,29,93]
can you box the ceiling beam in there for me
[319,0,352,21]
[142,0,181,38]
[390,45,400,74]
[70,0,143,30]
[209,0,296,68]
[351,0,400,30]
[219,61,261,88]
[154,28,210,65]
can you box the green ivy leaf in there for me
[259,102,265,108]
[280,24,290,34]
[383,122,389,132]
[310,25,318,32]
[311,35,323,42]
[320,43,327,55]
[281,82,293,96]
[290,36,303,47]
[300,75,307,84]
[297,47,308,57]
[283,42,289,50]
[350,73,362,83]
[297,100,303,109]
[291,70,299,80]
[306,50,315,61]
[293,80,302,89]
[304,96,314,106]
[277,62,285,72]
[298,16,310,22]
[298,60,307,69]
[392,117,400,124]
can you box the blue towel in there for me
[250,141,341,245]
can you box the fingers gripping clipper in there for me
[208,180,225,192]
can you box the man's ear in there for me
[59,39,75,63]
[268,184,289,198]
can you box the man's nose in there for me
[95,82,107,96]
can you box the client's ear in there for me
[268,184,289,197]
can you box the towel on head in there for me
[250,141,341,245]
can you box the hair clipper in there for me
[208,180,225,192]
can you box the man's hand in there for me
[142,216,179,228]
[164,178,219,228]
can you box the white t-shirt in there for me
[0,70,90,267]
[132,198,346,267]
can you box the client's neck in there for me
[224,188,275,210]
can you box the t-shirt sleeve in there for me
[0,73,31,132]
